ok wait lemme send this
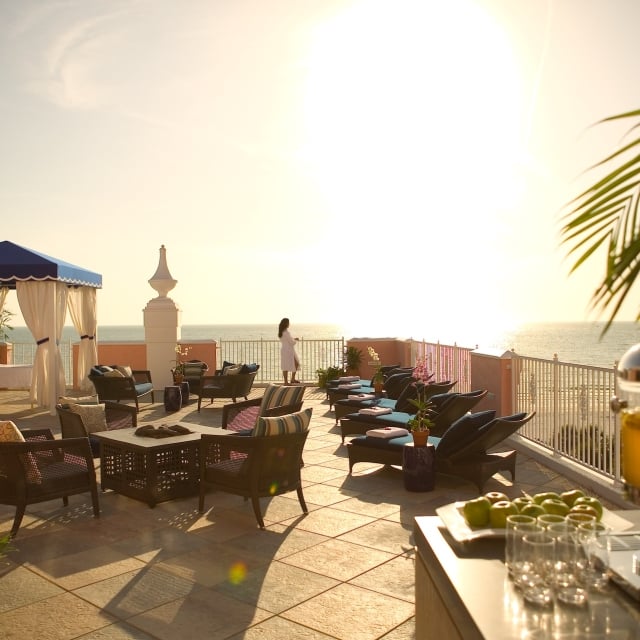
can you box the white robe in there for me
[280,329,299,371]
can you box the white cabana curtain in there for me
[16,281,68,411]
[0,287,8,313]
[67,286,98,392]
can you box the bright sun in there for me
[300,0,527,337]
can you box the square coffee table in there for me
[94,423,231,507]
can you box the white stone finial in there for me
[148,244,177,298]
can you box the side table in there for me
[179,381,190,405]
[164,386,181,412]
[402,443,435,491]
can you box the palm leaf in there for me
[560,110,640,335]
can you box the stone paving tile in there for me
[338,519,415,556]
[0,564,64,613]
[75,622,157,639]
[349,554,415,603]
[281,505,376,537]
[279,537,395,581]
[127,588,271,640]
[227,615,336,639]
[27,544,146,591]
[282,583,414,640]
[225,523,329,561]
[214,560,339,614]
[301,482,360,507]
[330,495,401,519]
[153,542,268,588]
[0,591,116,639]
[301,464,350,484]
[379,618,416,639]
[72,566,197,618]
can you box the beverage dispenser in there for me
[611,344,640,505]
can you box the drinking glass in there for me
[578,521,611,590]
[566,512,597,528]
[554,531,588,606]
[520,531,555,607]
[506,515,539,581]
[537,513,566,529]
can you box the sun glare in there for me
[299,0,527,336]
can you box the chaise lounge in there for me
[346,411,535,492]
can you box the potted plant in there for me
[367,346,384,394]
[316,366,343,389]
[345,346,363,376]
[0,309,14,342]
[171,345,191,384]
[407,358,435,446]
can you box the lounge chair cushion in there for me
[350,433,413,451]
[134,382,153,396]
[253,408,312,437]
[436,410,496,458]
[66,403,108,434]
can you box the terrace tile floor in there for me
[0,386,619,640]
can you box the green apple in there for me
[573,496,603,521]
[463,496,491,527]
[520,503,546,518]
[489,501,519,528]
[560,489,585,507]
[568,504,599,520]
[513,496,533,512]
[484,491,509,505]
[541,498,570,517]
[533,491,561,505]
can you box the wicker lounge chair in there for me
[346,411,535,492]
[89,366,155,412]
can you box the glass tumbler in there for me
[505,515,538,582]
[521,531,556,607]
[578,521,611,590]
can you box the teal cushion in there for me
[436,410,496,458]
[134,382,153,395]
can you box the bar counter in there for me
[414,512,640,639]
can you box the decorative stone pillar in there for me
[143,245,181,390]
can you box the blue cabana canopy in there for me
[0,240,102,288]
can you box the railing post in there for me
[552,353,559,456]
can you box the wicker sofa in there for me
[88,365,154,412]
[197,363,260,411]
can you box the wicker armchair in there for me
[197,371,258,411]
[199,408,312,529]
[56,401,137,457]
[89,368,155,412]
[0,428,99,538]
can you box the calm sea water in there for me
[5,321,640,369]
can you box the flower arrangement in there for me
[407,357,435,433]
[171,345,192,376]
[367,346,384,383]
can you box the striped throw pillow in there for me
[258,384,305,415]
[253,408,312,437]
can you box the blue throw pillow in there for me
[436,410,496,458]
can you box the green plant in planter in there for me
[0,533,13,557]
[316,366,343,389]
[345,346,363,373]
[0,309,14,342]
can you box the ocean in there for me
[4,321,640,370]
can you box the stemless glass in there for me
[506,515,539,582]
[537,513,566,529]
[554,531,588,606]
[566,512,597,528]
[578,521,611,590]
[520,531,556,607]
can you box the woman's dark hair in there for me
[278,318,289,338]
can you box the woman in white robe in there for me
[278,317,300,384]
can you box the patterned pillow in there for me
[0,421,42,484]
[116,365,133,378]
[258,384,305,415]
[252,407,312,437]
[67,403,108,434]
[223,364,243,376]
[104,369,125,377]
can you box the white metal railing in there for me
[410,340,473,392]
[511,354,620,482]
[218,338,345,384]
[5,337,622,485]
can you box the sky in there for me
[2,0,640,343]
